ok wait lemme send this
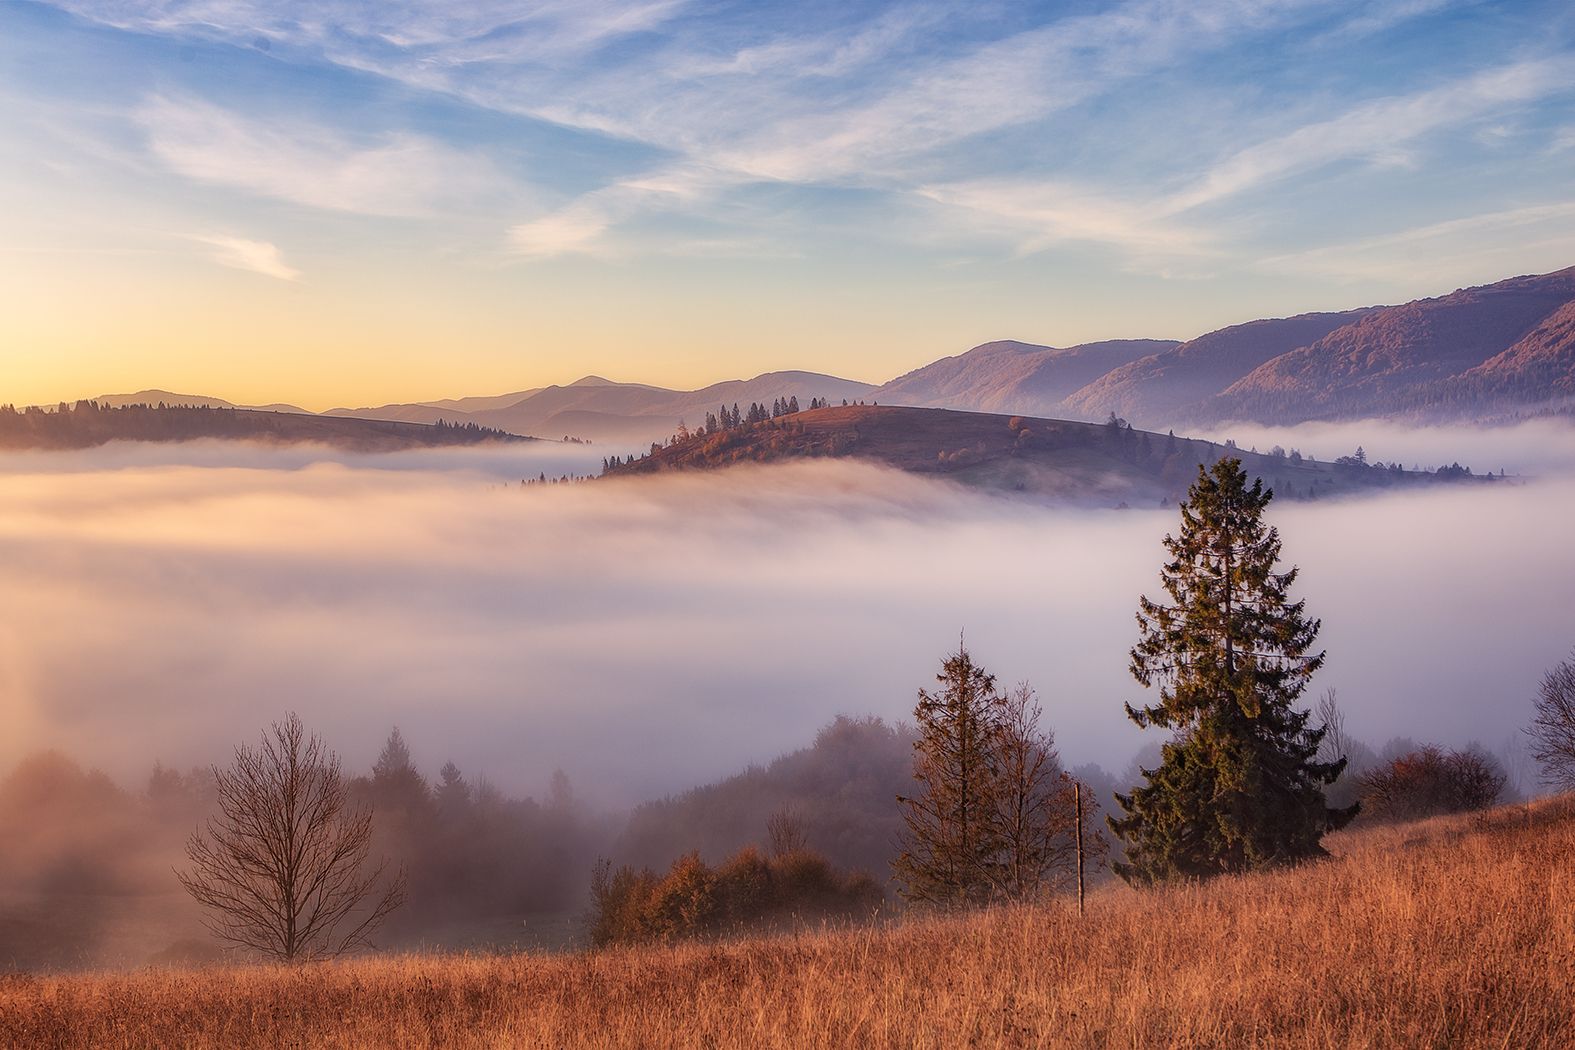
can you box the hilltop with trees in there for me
[601,401,1492,506]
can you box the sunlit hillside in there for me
[6,795,1570,1049]
[605,404,1491,504]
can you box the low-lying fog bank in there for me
[3,423,1573,806]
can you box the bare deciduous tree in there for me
[1316,689,1349,767]
[989,683,1075,901]
[765,806,807,858]
[179,713,406,961]
[896,651,1103,906]
[1527,651,1575,791]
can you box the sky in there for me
[3,0,1574,409]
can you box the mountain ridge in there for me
[71,264,1575,441]
[872,339,1176,416]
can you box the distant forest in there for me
[0,401,525,452]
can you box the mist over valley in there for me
[4,423,1569,803]
[8,1,1575,1036]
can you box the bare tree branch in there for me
[178,712,406,962]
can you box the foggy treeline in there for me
[0,690,1532,971]
[0,736,613,968]
[617,716,917,876]
[0,716,902,969]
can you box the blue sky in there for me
[3,0,1574,406]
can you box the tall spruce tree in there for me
[893,646,1005,904]
[1111,458,1355,884]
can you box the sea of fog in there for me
[3,421,1574,805]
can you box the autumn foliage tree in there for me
[588,840,881,947]
[989,683,1090,901]
[894,647,1097,904]
[1357,745,1506,821]
[1113,459,1355,884]
[179,713,406,961]
[894,647,1004,904]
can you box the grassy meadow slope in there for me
[606,404,1485,505]
[4,795,1571,1048]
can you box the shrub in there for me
[588,845,882,947]
[1357,746,1507,822]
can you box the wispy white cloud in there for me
[914,179,1217,271]
[508,205,618,258]
[38,0,1575,274]
[686,0,1338,184]
[916,56,1575,267]
[1319,0,1464,41]
[506,8,1575,265]
[1163,58,1575,213]
[137,95,515,217]
[187,233,299,280]
[1260,201,1575,283]
[50,1,689,64]
[496,0,1358,259]
[507,165,742,258]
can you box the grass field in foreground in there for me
[4,795,1572,1049]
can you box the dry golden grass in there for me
[5,796,1574,1049]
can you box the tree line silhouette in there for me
[0,400,521,450]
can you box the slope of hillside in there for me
[1415,297,1575,417]
[603,404,1481,505]
[9,796,1571,1048]
[1061,310,1376,426]
[1202,267,1575,423]
[874,339,1176,416]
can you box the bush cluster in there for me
[588,846,882,947]
[1357,745,1506,822]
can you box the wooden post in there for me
[1075,781,1085,916]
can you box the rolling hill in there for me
[601,404,1484,506]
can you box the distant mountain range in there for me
[872,339,1179,414]
[322,372,877,444]
[67,265,1575,444]
[883,266,1575,428]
